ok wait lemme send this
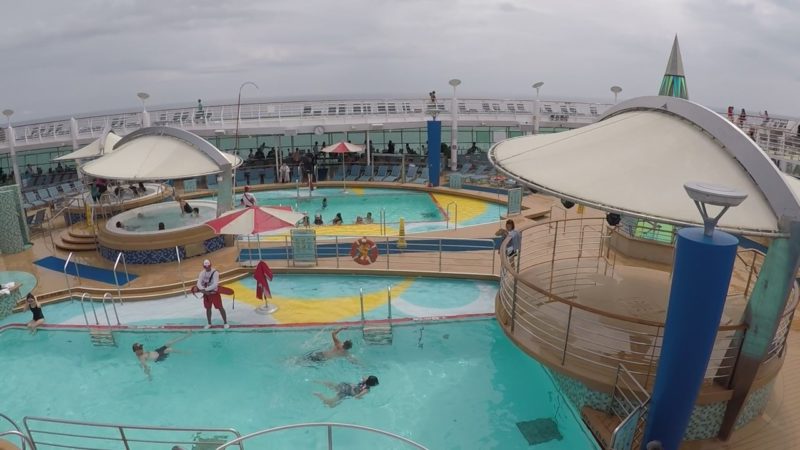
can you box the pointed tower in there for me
[658,35,689,99]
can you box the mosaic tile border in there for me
[98,236,225,265]
[547,369,774,441]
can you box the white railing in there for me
[215,422,427,450]
[23,416,243,450]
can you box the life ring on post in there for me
[350,237,379,265]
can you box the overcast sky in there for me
[1,0,798,122]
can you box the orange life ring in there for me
[350,237,379,265]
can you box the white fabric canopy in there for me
[54,132,121,161]
[81,134,241,180]
[491,109,789,235]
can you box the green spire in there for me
[658,35,688,99]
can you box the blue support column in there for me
[643,227,738,450]
[427,120,441,186]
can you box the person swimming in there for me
[322,197,328,209]
[313,375,379,407]
[305,327,355,363]
[132,332,191,381]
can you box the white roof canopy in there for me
[490,96,800,236]
[54,132,121,161]
[80,127,241,181]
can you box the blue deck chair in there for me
[405,165,418,182]
[467,165,491,182]
[48,186,62,200]
[345,165,362,181]
[25,191,45,208]
[383,165,401,182]
[60,183,75,196]
[358,165,373,181]
[414,167,430,184]
[458,162,474,174]
[374,165,389,181]
[37,188,55,204]
[330,165,345,181]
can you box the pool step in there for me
[89,328,117,347]
[580,406,621,449]
[363,325,393,345]
[54,235,97,253]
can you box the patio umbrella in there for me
[321,141,364,192]
[205,205,305,273]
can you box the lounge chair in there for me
[358,165,374,181]
[47,186,63,205]
[458,162,474,174]
[345,165,362,181]
[413,167,430,185]
[405,165,418,182]
[467,165,491,182]
[60,183,75,196]
[37,188,55,205]
[330,166,345,181]
[24,191,45,209]
[383,165,401,182]
[28,209,47,235]
[374,165,389,181]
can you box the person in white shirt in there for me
[196,259,228,329]
[279,162,291,183]
[240,185,256,208]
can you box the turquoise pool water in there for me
[0,321,599,449]
[254,188,445,224]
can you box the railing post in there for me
[118,426,131,450]
[510,273,519,333]
[359,288,365,323]
[438,239,443,272]
[285,236,291,266]
[561,305,573,365]
[387,286,393,320]
[327,424,333,450]
[644,326,661,389]
[386,235,390,269]
[549,221,559,294]
[335,236,340,268]
[175,246,187,297]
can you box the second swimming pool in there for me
[0,320,600,449]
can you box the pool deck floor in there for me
[4,185,800,449]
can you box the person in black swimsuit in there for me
[132,332,192,380]
[314,375,379,407]
[23,293,44,334]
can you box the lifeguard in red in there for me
[197,259,229,329]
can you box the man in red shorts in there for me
[197,259,228,329]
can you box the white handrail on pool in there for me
[78,293,98,327]
[0,413,29,450]
[102,293,121,326]
[112,251,130,302]
[214,422,428,450]
[0,430,34,450]
[446,201,458,230]
[175,246,187,297]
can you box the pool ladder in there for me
[359,286,393,345]
[78,293,122,347]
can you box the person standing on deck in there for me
[197,260,228,329]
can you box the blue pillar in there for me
[427,120,441,186]
[643,227,738,450]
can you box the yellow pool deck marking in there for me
[227,278,414,323]
[254,223,398,241]
[430,193,489,223]
[349,187,366,195]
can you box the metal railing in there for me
[239,234,499,276]
[77,293,121,328]
[62,252,80,299]
[608,364,650,450]
[495,218,795,390]
[446,201,458,230]
[23,416,243,450]
[112,252,130,302]
[0,413,29,450]
[214,422,427,449]
[175,246,187,296]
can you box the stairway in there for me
[581,406,622,449]
[363,324,393,345]
[89,328,117,347]
[55,225,98,252]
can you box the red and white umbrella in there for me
[205,205,304,235]
[321,141,364,192]
[205,205,306,265]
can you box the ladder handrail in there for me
[359,287,365,325]
[0,413,28,450]
[175,246,187,297]
[446,202,458,230]
[79,293,99,326]
[387,286,392,322]
[0,430,34,450]
[112,252,130,303]
[103,293,121,326]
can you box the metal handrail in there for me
[0,413,28,450]
[445,201,458,230]
[0,430,34,450]
[23,416,243,450]
[215,422,427,449]
[78,293,98,327]
[496,217,759,388]
[112,252,130,303]
[103,293,121,326]
[62,252,80,298]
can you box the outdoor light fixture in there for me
[561,199,575,209]
[684,181,747,236]
[606,213,621,226]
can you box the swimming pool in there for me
[0,320,599,449]
[207,187,505,235]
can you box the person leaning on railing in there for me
[495,219,521,266]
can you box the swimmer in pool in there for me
[305,327,356,363]
[313,375,379,407]
[132,332,191,380]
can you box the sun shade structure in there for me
[54,131,122,161]
[489,96,800,236]
[80,127,241,181]
[322,141,365,192]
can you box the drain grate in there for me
[516,418,563,446]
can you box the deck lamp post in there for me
[3,109,23,190]
[532,82,544,134]
[235,82,259,157]
[449,78,461,171]
[644,182,746,450]
[137,92,150,127]
[611,86,622,104]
